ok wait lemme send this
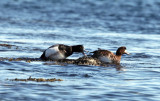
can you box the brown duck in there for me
[92,46,129,64]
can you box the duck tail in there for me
[40,51,47,60]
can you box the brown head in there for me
[116,46,129,56]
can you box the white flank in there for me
[45,46,65,60]
[99,56,112,63]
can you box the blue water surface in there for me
[0,0,160,101]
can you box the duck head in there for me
[116,46,130,56]
[72,45,87,56]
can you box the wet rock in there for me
[57,59,75,64]
[8,76,63,82]
[0,57,41,62]
[0,56,107,66]
[56,56,104,66]
[0,44,18,49]
[0,44,14,48]
[74,56,102,66]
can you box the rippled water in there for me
[1,0,160,101]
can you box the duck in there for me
[91,46,129,64]
[40,44,86,60]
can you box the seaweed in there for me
[0,56,107,66]
[8,76,63,82]
[0,44,18,49]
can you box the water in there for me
[0,0,160,100]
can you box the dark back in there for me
[58,44,73,57]
[92,50,111,58]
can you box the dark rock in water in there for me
[0,57,41,63]
[74,56,102,66]
[8,76,63,82]
[0,44,18,49]
[0,44,14,47]
[0,56,107,66]
[57,56,104,66]
[57,59,75,64]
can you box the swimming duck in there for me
[40,44,86,60]
[91,46,129,63]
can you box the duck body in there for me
[40,44,85,60]
[92,47,129,64]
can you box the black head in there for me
[72,45,86,56]
[116,46,129,56]
[72,45,84,52]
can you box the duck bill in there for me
[82,52,87,56]
[124,50,130,55]
[82,49,88,56]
